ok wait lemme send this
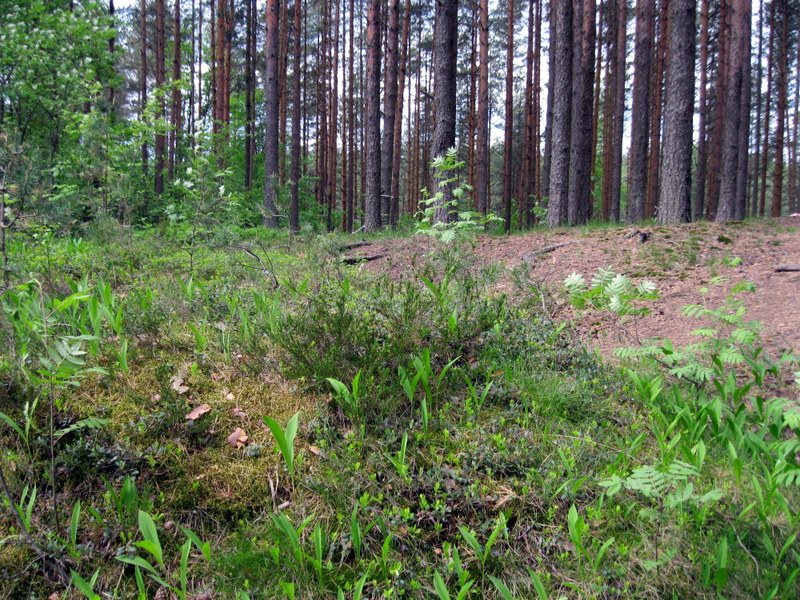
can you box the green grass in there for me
[0,225,798,599]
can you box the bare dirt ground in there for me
[351,217,800,363]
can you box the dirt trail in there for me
[354,218,800,363]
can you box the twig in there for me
[522,242,572,264]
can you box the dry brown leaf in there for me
[224,391,235,401]
[185,403,212,421]
[308,445,322,456]
[226,427,249,448]
[170,375,189,394]
[229,408,247,419]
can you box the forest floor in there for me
[357,216,800,364]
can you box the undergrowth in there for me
[0,227,797,599]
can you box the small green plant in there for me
[264,411,300,488]
[457,511,507,570]
[416,148,502,243]
[115,510,210,600]
[386,431,410,480]
[326,370,363,422]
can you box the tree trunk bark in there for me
[168,0,182,182]
[771,0,789,218]
[263,0,280,227]
[503,0,515,232]
[567,0,596,226]
[627,0,654,222]
[290,0,302,234]
[154,0,165,195]
[364,0,382,231]
[657,0,695,224]
[476,0,490,215]
[431,0,459,224]
[381,0,400,223]
[693,0,710,220]
[391,0,412,225]
[547,0,573,227]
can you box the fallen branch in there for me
[775,264,800,272]
[338,241,372,252]
[342,254,385,265]
[522,242,572,264]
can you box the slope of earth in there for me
[355,217,800,362]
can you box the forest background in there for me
[2,0,799,241]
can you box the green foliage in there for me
[564,267,659,317]
[416,148,502,243]
[264,411,301,488]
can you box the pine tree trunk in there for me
[547,0,573,227]
[706,0,731,220]
[364,0,382,231]
[693,0,710,220]
[567,0,596,226]
[263,0,280,227]
[140,0,148,174]
[290,0,302,234]
[657,0,695,224]
[391,0,412,225]
[245,0,255,191]
[734,2,752,221]
[431,0,459,224]
[154,0,165,195]
[168,0,181,183]
[381,0,400,223]
[771,0,789,218]
[476,0,490,215]
[627,0,654,222]
[758,2,775,217]
[541,6,556,200]
[609,0,626,222]
[717,0,749,222]
[645,0,667,217]
[346,0,356,231]
[503,0,515,233]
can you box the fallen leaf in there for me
[224,391,235,401]
[186,403,212,421]
[308,445,322,456]
[226,427,249,448]
[152,393,162,402]
[170,375,189,394]
[229,408,248,418]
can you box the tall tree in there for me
[693,0,710,220]
[290,0,302,234]
[431,0,459,224]
[476,0,490,215]
[717,0,751,222]
[168,0,182,182]
[772,0,789,217]
[627,0,655,222]
[547,0,573,226]
[244,0,256,191]
[382,0,400,223]
[657,0,695,224]
[541,7,556,200]
[139,0,148,174]
[502,0,515,232]
[364,0,382,231]
[645,0,668,217]
[154,0,166,195]
[390,0,413,225]
[567,0,596,225]
[263,0,280,227]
